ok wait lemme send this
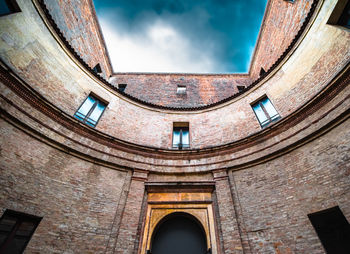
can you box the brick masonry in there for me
[0,119,129,253]
[44,0,112,79]
[230,119,350,253]
[0,0,349,253]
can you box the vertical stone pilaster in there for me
[114,169,148,254]
[213,169,244,254]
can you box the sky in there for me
[93,0,268,74]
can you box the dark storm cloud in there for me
[93,0,267,73]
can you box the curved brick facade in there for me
[0,0,349,253]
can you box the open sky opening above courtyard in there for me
[93,0,268,74]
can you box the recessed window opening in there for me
[259,67,267,76]
[0,209,42,254]
[74,94,107,127]
[118,84,127,92]
[177,85,186,95]
[251,96,280,128]
[0,0,20,16]
[338,0,350,28]
[92,63,102,74]
[327,0,350,29]
[172,122,189,149]
[308,206,350,254]
[237,85,245,92]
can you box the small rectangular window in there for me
[308,206,350,254]
[0,0,20,16]
[74,94,107,127]
[237,85,245,92]
[328,0,350,29]
[251,96,280,128]
[92,63,102,74]
[172,122,189,149]
[118,84,127,93]
[177,85,186,95]
[338,0,350,28]
[0,210,42,254]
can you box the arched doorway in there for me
[150,212,209,254]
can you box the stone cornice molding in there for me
[0,60,348,162]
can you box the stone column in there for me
[213,169,244,254]
[114,169,148,254]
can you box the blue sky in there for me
[93,0,268,74]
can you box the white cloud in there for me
[100,18,219,73]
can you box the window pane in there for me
[2,236,28,254]
[88,101,105,123]
[16,221,36,237]
[77,96,96,117]
[173,129,181,146]
[182,129,189,146]
[0,0,11,16]
[338,1,350,29]
[252,103,268,124]
[261,97,278,117]
[0,216,17,245]
[0,210,41,254]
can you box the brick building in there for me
[0,0,349,253]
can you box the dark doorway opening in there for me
[150,212,209,254]
[308,206,350,254]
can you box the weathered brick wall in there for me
[230,119,350,253]
[0,119,129,253]
[0,1,349,253]
[44,0,112,79]
[110,74,251,107]
[2,0,348,150]
[250,0,313,79]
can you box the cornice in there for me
[32,0,321,112]
[0,60,348,165]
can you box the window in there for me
[74,94,107,127]
[251,96,280,128]
[0,0,20,16]
[118,84,127,93]
[0,210,42,254]
[92,63,102,74]
[328,0,350,29]
[308,206,350,254]
[337,0,350,28]
[259,67,267,76]
[172,122,189,149]
[237,85,245,92]
[177,85,186,95]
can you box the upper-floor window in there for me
[251,96,280,128]
[0,210,42,254]
[338,0,350,28]
[118,83,127,93]
[74,94,107,127]
[237,85,245,92]
[308,206,350,254]
[172,123,189,149]
[0,0,20,16]
[328,0,350,29]
[177,85,186,95]
[93,63,102,74]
